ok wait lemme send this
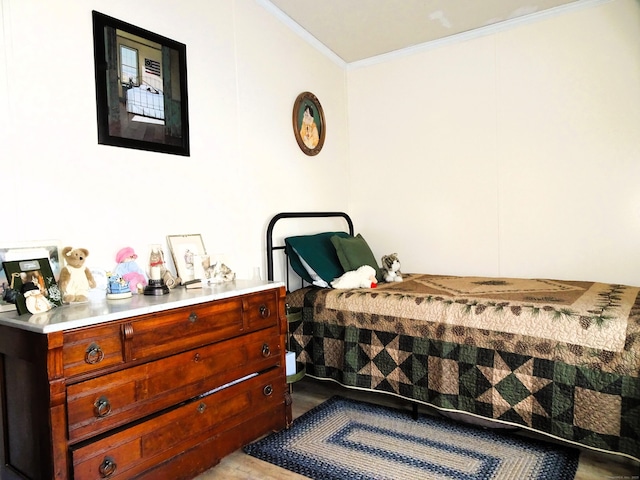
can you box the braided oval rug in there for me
[244,396,579,480]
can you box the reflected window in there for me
[120,45,138,85]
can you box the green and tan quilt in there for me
[288,274,640,461]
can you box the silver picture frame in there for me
[166,234,206,283]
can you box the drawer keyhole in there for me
[261,343,271,357]
[85,343,104,365]
[98,456,117,477]
[197,402,207,414]
[94,396,112,417]
[259,304,270,318]
[263,384,273,396]
[188,312,198,323]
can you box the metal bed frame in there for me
[265,212,354,291]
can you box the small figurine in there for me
[143,245,170,296]
[106,273,132,300]
[148,245,180,288]
[113,247,148,294]
[206,261,236,284]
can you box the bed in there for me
[266,211,640,462]
[126,85,165,120]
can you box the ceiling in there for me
[262,0,586,64]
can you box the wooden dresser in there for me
[0,280,291,480]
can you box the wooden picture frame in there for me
[0,241,62,312]
[2,258,62,316]
[92,11,190,156]
[292,92,326,156]
[167,234,206,283]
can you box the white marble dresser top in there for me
[0,280,284,334]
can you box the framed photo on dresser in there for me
[0,241,61,312]
[2,258,62,315]
[167,234,206,283]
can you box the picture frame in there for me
[167,234,206,283]
[292,91,326,156]
[92,11,190,156]
[0,241,62,312]
[2,258,63,316]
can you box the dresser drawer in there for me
[62,290,281,379]
[243,289,279,330]
[63,323,125,377]
[66,326,282,443]
[71,367,286,480]
[128,297,244,361]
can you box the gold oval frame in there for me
[292,92,326,156]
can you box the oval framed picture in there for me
[292,92,326,156]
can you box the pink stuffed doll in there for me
[113,247,148,294]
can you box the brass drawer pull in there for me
[259,304,270,318]
[98,456,117,477]
[94,396,112,417]
[261,343,271,357]
[263,384,273,396]
[85,342,104,365]
[197,402,206,414]
[188,312,198,323]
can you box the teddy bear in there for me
[113,247,148,294]
[330,265,378,289]
[381,253,403,282]
[58,246,97,303]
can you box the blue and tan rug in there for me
[244,396,579,480]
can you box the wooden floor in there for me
[196,377,639,480]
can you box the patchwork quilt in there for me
[288,274,640,461]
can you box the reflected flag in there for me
[145,58,161,76]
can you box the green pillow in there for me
[285,232,351,285]
[330,233,381,281]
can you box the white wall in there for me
[347,0,640,286]
[2,0,638,288]
[0,0,349,278]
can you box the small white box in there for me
[286,351,296,376]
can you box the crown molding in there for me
[255,0,347,68]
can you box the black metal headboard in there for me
[266,212,354,287]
